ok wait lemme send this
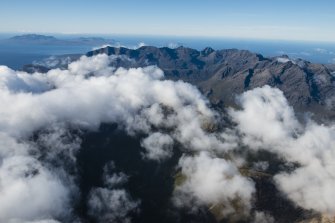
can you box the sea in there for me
[0,33,334,70]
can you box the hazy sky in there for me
[1,0,334,42]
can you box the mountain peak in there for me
[201,47,215,56]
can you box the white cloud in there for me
[0,65,51,93]
[136,42,146,48]
[173,151,255,217]
[0,55,226,155]
[167,42,180,49]
[252,211,275,223]
[87,163,139,223]
[33,56,73,69]
[0,54,249,221]
[229,86,300,151]
[252,161,269,172]
[7,54,334,220]
[87,188,139,223]
[14,220,61,223]
[141,132,174,161]
[0,140,72,222]
[230,85,335,215]
[276,57,295,64]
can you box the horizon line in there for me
[1,31,335,45]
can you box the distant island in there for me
[9,34,58,42]
[4,34,115,45]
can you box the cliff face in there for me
[86,46,335,120]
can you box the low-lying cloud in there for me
[1,53,334,222]
[230,85,335,215]
[0,54,249,222]
[87,162,139,223]
[0,134,73,223]
[173,151,255,217]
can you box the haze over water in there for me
[1,34,335,69]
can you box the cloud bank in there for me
[0,54,252,222]
[1,53,334,222]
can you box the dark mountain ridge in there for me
[86,46,335,120]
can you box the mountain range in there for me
[85,46,335,120]
[12,44,335,223]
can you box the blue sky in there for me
[1,0,334,42]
